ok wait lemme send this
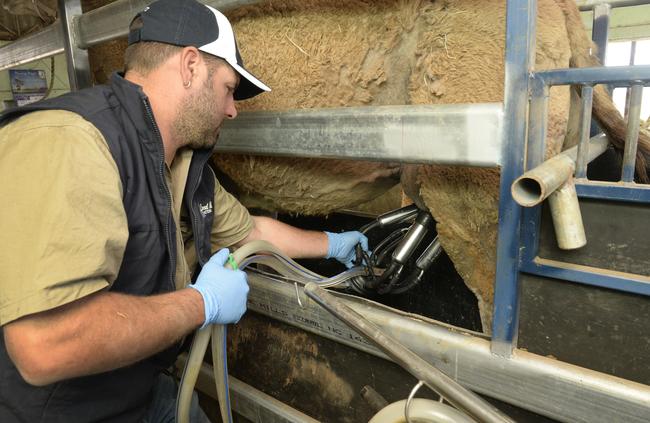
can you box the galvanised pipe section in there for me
[511,134,608,250]
[548,178,587,249]
[511,153,576,207]
[621,84,644,182]
[303,283,516,423]
[512,152,586,248]
[511,134,610,207]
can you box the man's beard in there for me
[172,79,222,150]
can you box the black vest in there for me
[0,73,216,422]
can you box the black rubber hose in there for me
[364,261,401,290]
[377,264,405,294]
[359,219,380,235]
[373,227,408,259]
[374,235,405,266]
[390,269,425,295]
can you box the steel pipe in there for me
[58,0,92,90]
[591,3,611,64]
[303,283,515,423]
[512,136,608,251]
[511,134,609,207]
[511,153,576,207]
[548,177,587,249]
[621,84,644,182]
[575,85,594,179]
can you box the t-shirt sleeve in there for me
[209,175,254,252]
[0,111,128,325]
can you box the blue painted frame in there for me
[517,67,650,300]
[535,66,650,87]
[520,258,650,296]
[576,182,650,203]
[491,0,650,355]
[490,0,536,357]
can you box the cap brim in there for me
[229,61,271,100]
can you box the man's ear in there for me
[179,46,201,87]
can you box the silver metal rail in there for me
[621,84,645,181]
[575,85,594,178]
[216,103,504,166]
[591,3,611,63]
[2,0,648,71]
[1,1,648,419]
[246,273,650,423]
[75,0,261,48]
[58,0,92,89]
[0,25,64,71]
[0,0,260,71]
[304,283,515,423]
[576,0,650,11]
[576,0,650,10]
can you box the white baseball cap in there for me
[128,0,271,100]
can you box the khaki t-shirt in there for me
[0,110,253,325]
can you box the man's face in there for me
[172,60,239,150]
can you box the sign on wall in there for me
[9,69,47,106]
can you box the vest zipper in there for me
[188,152,214,267]
[189,174,203,265]
[143,99,176,290]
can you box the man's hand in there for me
[189,248,249,327]
[325,231,370,268]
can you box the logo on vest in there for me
[199,201,213,217]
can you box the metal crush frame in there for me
[1,0,650,421]
[491,0,650,356]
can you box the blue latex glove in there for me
[189,248,249,328]
[325,231,370,268]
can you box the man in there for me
[0,0,369,421]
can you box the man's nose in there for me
[226,100,238,120]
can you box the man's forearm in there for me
[241,216,328,258]
[3,288,204,386]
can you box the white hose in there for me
[175,240,364,423]
[369,399,477,423]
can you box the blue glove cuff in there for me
[188,284,220,329]
[324,231,337,259]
